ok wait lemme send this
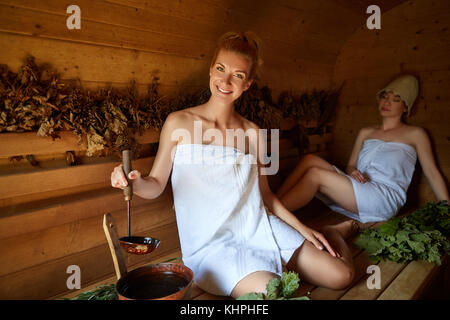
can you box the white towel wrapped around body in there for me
[171,143,305,296]
[320,139,417,223]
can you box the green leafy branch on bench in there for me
[237,271,310,300]
[355,201,449,265]
[65,284,118,300]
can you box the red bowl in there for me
[116,263,193,300]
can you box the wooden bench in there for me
[179,207,447,300]
[0,118,446,300]
[56,204,448,300]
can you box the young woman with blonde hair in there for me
[111,32,356,298]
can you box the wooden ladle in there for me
[103,213,127,279]
[119,150,160,255]
[103,213,193,300]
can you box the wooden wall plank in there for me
[105,0,346,61]
[0,4,210,59]
[1,0,220,43]
[0,0,341,98]
[0,0,339,86]
[0,32,209,91]
[0,185,172,239]
[0,156,153,199]
[0,181,106,208]
[0,124,330,159]
[0,131,87,158]
[0,201,176,277]
[0,129,159,158]
[105,0,225,27]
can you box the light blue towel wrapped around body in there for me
[171,144,305,296]
[321,139,417,223]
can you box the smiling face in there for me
[378,91,408,118]
[209,49,253,103]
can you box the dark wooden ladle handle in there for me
[122,150,133,201]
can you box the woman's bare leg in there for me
[287,233,355,290]
[279,166,358,213]
[324,219,372,240]
[230,271,280,299]
[230,240,354,298]
[230,222,358,297]
[323,219,357,240]
[276,154,336,199]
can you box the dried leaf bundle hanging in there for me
[235,83,283,130]
[0,55,340,156]
[0,55,68,136]
[277,89,336,124]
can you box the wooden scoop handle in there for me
[122,150,133,201]
[103,213,127,280]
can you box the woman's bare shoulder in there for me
[231,112,257,130]
[164,106,203,125]
[404,125,429,142]
[404,124,426,134]
[358,126,377,139]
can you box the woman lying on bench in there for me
[277,74,449,236]
[111,31,358,298]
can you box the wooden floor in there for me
[56,201,448,300]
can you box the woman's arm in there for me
[258,164,338,257]
[345,127,373,183]
[412,128,449,201]
[252,123,338,257]
[111,112,180,199]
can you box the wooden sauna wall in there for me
[0,0,361,299]
[331,0,450,206]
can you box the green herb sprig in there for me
[67,284,118,300]
[237,271,310,300]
